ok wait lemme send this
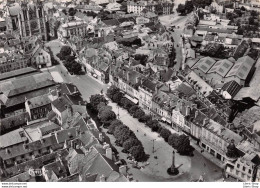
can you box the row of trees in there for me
[57,46,82,75]
[107,86,194,156]
[88,93,146,161]
[108,120,145,161]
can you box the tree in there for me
[108,120,123,134]
[160,128,171,142]
[251,10,258,17]
[240,6,246,11]
[129,145,145,161]
[68,8,77,16]
[191,0,212,8]
[114,126,131,145]
[234,9,242,17]
[89,94,107,112]
[176,4,186,15]
[249,17,255,25]
[99,109,116,125]
[168,134,180,149]
[123,138,141,151]
[139,114,152,123]
[146,120,160,132]
[70,62,82,75]
[176,135,193,155]
[185,1,194,13]
[112,92,124,104]
[133,109,145,120]
[97,102,106,112]
[120,98,134,110]
[107,85,120,99]
[132,38,142,46]
[62,9,67,15]
[116,128,135,145]
[98,105,112,117]
[129,105,140,115]
[64,55,76,63]
[59,46,72,59]
[226,12,234,21]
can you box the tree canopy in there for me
[160,128,171,142]
[89,94,107,112]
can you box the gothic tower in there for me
[6,1,47,40]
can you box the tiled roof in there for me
[208,59,234,77]
[0,128,28,149]
[0,143,31,160]
[39,122,61,136]
[0,112,29,135]
[59,83,80,96]
[52,94,84,112]
[140,79,158,92]
[27,94,51,109]
[43,160,67,179]
[1,84,56,108]
[0,72,53,93]
[0,67,38,81]
[225,56,254,80]
[55,127,77,144]
[221,80,241,98]
[234,66,260,101]
[205,119,243,144]
[160,68,174,82]
[193,56,216,73]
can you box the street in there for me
[45,37,222,182]
[159,13,190,70]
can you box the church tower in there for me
[6,0,47,40]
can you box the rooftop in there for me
[0,128,28,149]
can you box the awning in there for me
[161,117,166,122]
[125,94,138,104]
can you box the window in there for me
[243,166,246,171]
[241,173,245,178]
[236,170,239,175]
[248,169,252,174]
[237,164,240,168]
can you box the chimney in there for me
[136,76,140,84]
[106,148,112,160]
[73,86,77,94]
[195,110,199,119]
[203,118,209,126]
[99,133,104,142]
[66,105,73,118]
[6,148,10,154]
[119,165,127,176]
[126,71,130,81]
[186,106,191,116]
[100,174,106,182]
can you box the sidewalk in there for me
[190,139,224,169]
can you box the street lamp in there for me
[117,106,119,119]
[151,139,156,154]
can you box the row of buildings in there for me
[0,68,129,182]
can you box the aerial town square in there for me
[0,0,260,183]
